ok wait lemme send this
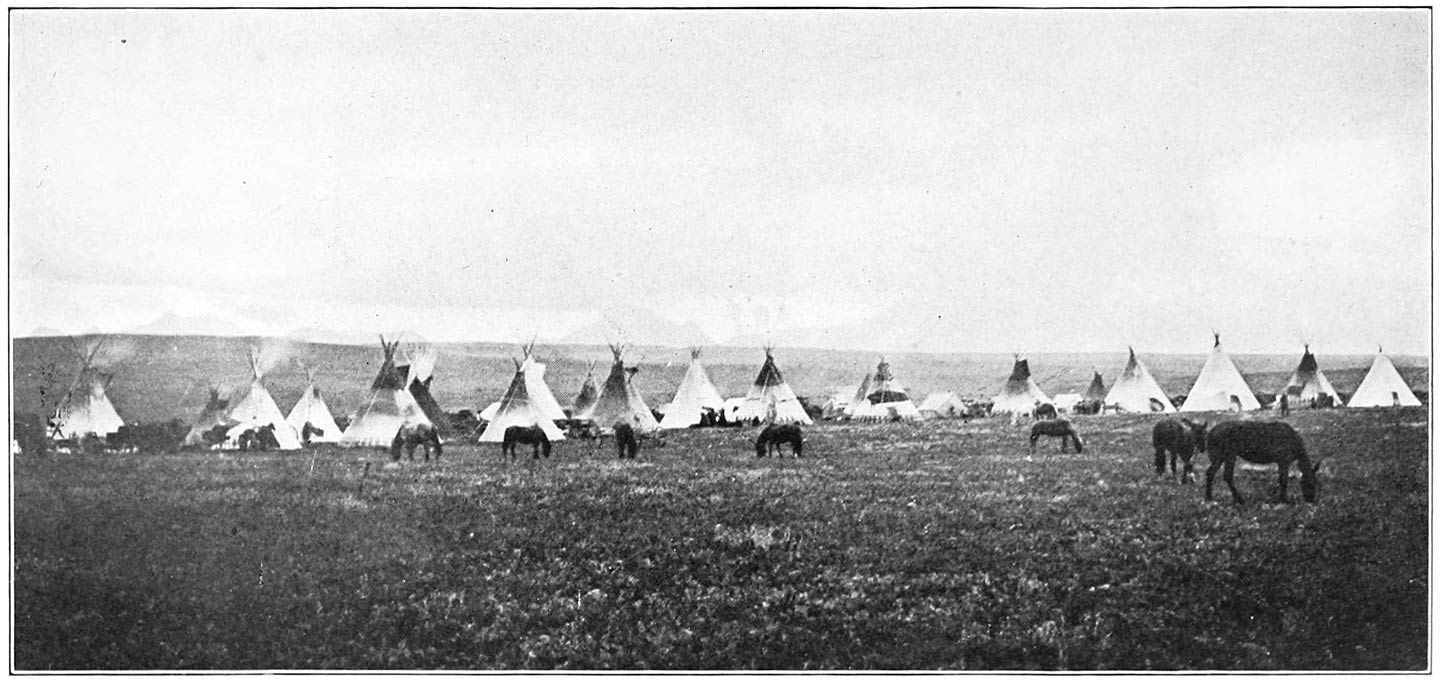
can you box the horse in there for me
[1072,399,1103,416]
[1033,402,1059,421]
[1029,419,1084,453]
[614,423,639,459]
[391,422,442,462]
[1152,417,1207,483]
[755,424,803,458]
[301,421,327,445]
[502,425,552,460]
[1203,420,1319,504]
[236,424,278,452]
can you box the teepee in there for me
[1347,348,1422,408]
[1179,334,1259,412]
[1105,348,1176,413]
[578,344,661,433]
[223,347,303,450]
[572,362,600,417]
[286,365,343,444]
[478,356,567,442]
[1277,345,1340,408]
[992,357,1051,415]
[732,347,814,425]
[848,358,922,421]
[918,391,967,419]
[339,336,431,447]
[660,348,726,430]
[842,371,873,420]
[181,387,235,448]
[1082,372,1108,403]
[520,343,570,423]
[49,336,126,441]
[395,343,451,434]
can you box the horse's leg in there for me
[1155,447,1167,475]
[1180,451,1194,484]
[1204,458,1224,501]
[1223,459,1243,504]
[1276,459,1292,504]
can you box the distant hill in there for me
[128,313,248,338]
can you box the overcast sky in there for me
[9,9,1431,354]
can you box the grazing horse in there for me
[1029,419,1084,453]
[755,424,803,458]
[614,423,640,459]
[502,425,552,460]
[237,425,279,451]
[391,422,442,462]
[1033,402,1059,421]
[1152,417,1208,483]
[1204,421,1318,504]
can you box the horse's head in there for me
[1300,455,1324,503]
[1192,421,1210,452]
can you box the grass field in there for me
[12,408,1428,670]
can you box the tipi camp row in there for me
[47,334,1422,452]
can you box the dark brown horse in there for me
[391,422,442,462]
[502,425,552,460]
[756,424,803,458]
[1204,421,1319,504]
[1152,417,1207,483]
[614,423,639,459]
[1033,402,1059,421]
[1029,419,1084,453]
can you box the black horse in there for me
[1152,417,1207,483]
[756,424,803,458]
[1204,420,1319,504]
[301,421,327,446]
[502,425,552,460]
[1029,419,1084,453]
[614,423,639,459]
[237,424,279,451]
[1033,402,1059,421]
[391,422,442,462]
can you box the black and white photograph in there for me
[8,5,1431,671]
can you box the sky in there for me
[9,9,1432,355]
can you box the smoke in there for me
[78,335,137,370]
[252,338,301,377]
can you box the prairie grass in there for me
[12,408,1427,670]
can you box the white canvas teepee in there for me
[286,365,343,444]
[224,347,303,450]
[340,336,431,447]
[659,348,726,430]
[732,348,814,425]
[992,357,1051,415]
[1105,348,1176,413]
[848,358,922,421]
[520,343,570,423]
[1347,349,1422,408]
[478,357,567,442]
[842,372,873,420]
[50,337,125,441]
[1179,334,1259,412]
[918,391,967,419]
[578,344,661,433]
[1277,345,1340,408]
